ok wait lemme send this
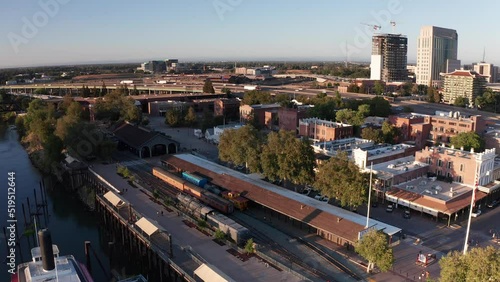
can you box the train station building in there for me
[162,154,402,249]
[113,122,179,158]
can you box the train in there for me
[177,194,249,245]
[152,167,234,214]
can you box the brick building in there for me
[239,103,281,128]
[214,98,240,121]
[298,118,353,141]
[278,107,309,133]
[389,111,487,148]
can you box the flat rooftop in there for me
[395,178,471,202]
[313,138,373,156]
[299,118,352,128]
[372,156,428,180]
[360,143,414,158]
[171,154,401,237]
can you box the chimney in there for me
[471,147,475,153]
[38,229,55,271]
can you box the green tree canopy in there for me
[335,109,365,126]
[203,79,215,93]
[261,130,316,185]
[367,97,392,117]
[439,246,500,282]
[381,121,399,144]
[450,132,484,152]
[361,127,384,143]
[165,108,183,127]
[218,125,263,173]
[242,90,273,105]
[355,229,394,273]
[453,96,469,108]
[374,81,385,95]
[314,151,368,208]
[184,107,197,127]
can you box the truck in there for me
[243,85,261,91]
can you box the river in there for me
[0,125,113,282]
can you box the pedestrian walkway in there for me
[92,163,300,282]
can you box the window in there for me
[447,162,452,169]
[456,175,462,183]
[426,157,432,164]
[460,164,464,171]
[437,159,442,167]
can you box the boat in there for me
[11,229,94,282]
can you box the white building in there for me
[474,62,497,83]
[416,26,458,86]
[204,124,244,144]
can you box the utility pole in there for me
[463,180,478,254]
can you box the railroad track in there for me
[241,223,332,281]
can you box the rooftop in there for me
[372,156,428,180]
[358,143,414,158]
[247,103,281,109]
[164,154,401,240]
[443,70,484,78]
[299,118,352,128]
[312,138,373,156]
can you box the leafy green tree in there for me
[221,87,231,95]
[450,132,484,152]
[308,99,337,121]
[60,94,74,113]
[374,81,385,95]
[261,130,315,185]
[314,151,368,208]
[184,107,197,127]
[34,88,48,95]
[242,90,273,105]
[355,229,394,273]
[215,229,226,241]
[218,125,263,173]
[100,82,107,96]
[203,79,215,93]
[335,109,365,126]
[439,246,500,282]
[367,97,392,117]
[454,96,469,108]
[165,108,183,127]
[361,127,384,143]
[427,86,441,103]
[244,238,255,254]
[381,121,399,144]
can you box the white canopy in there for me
[135,217,161,237]
[194,264,235,282]
[103,191,127,208]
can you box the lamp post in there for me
[366,162,373,228]
[463,181,478,254]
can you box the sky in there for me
[1,0,500,68]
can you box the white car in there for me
[471,210,482,217]
[314,194,324,200]
[321,196,329,202]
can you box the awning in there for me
[103,191,127,208]
[135,217,161,237]
[194,264,235,282]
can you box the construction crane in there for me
[361,23,381,31]
[390,21,396,33]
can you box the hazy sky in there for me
[1,0,499,68]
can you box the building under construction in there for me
[370,34,408,82]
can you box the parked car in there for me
[321,196,329,202]
[487,200,499,208]
[471,210,482,217]
[403,210,411,219]
[386,204,394,213]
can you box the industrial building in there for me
[441,70,487,106]
[370,34,408,82]
[416,26,458,86]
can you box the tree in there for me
[184,107,197,127]
[439,246,500,282]
[242,90,273,105]
[60,94,74,113]
[355,229,394,273]
[221,87,231,96]
[454,96,469,108]
[218,125,263,173]
[450,132,484,152]
[244,238,255,254]
[381,121,399,144]
[215,229,226,241]
[367,97,392,117]
[335,109,365,126]
[361,127,384,143]
[34,88,48,95]
[261,130,315,185]
[314,151,368,208]
[374,81,385,95]
[203,79,215,93]
[165,109,183,127]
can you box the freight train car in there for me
[177,194,249,245]
[153,167,234,214]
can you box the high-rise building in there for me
[370,34,408,82]
[416,26,458,86]
[442,70,486,106]
[473,62,497,83]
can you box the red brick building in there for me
[298,118,353,141]
[214,98,240,121]
[278,107,309,133]
[239,103,281,128]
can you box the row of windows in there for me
[426,158,465,171]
